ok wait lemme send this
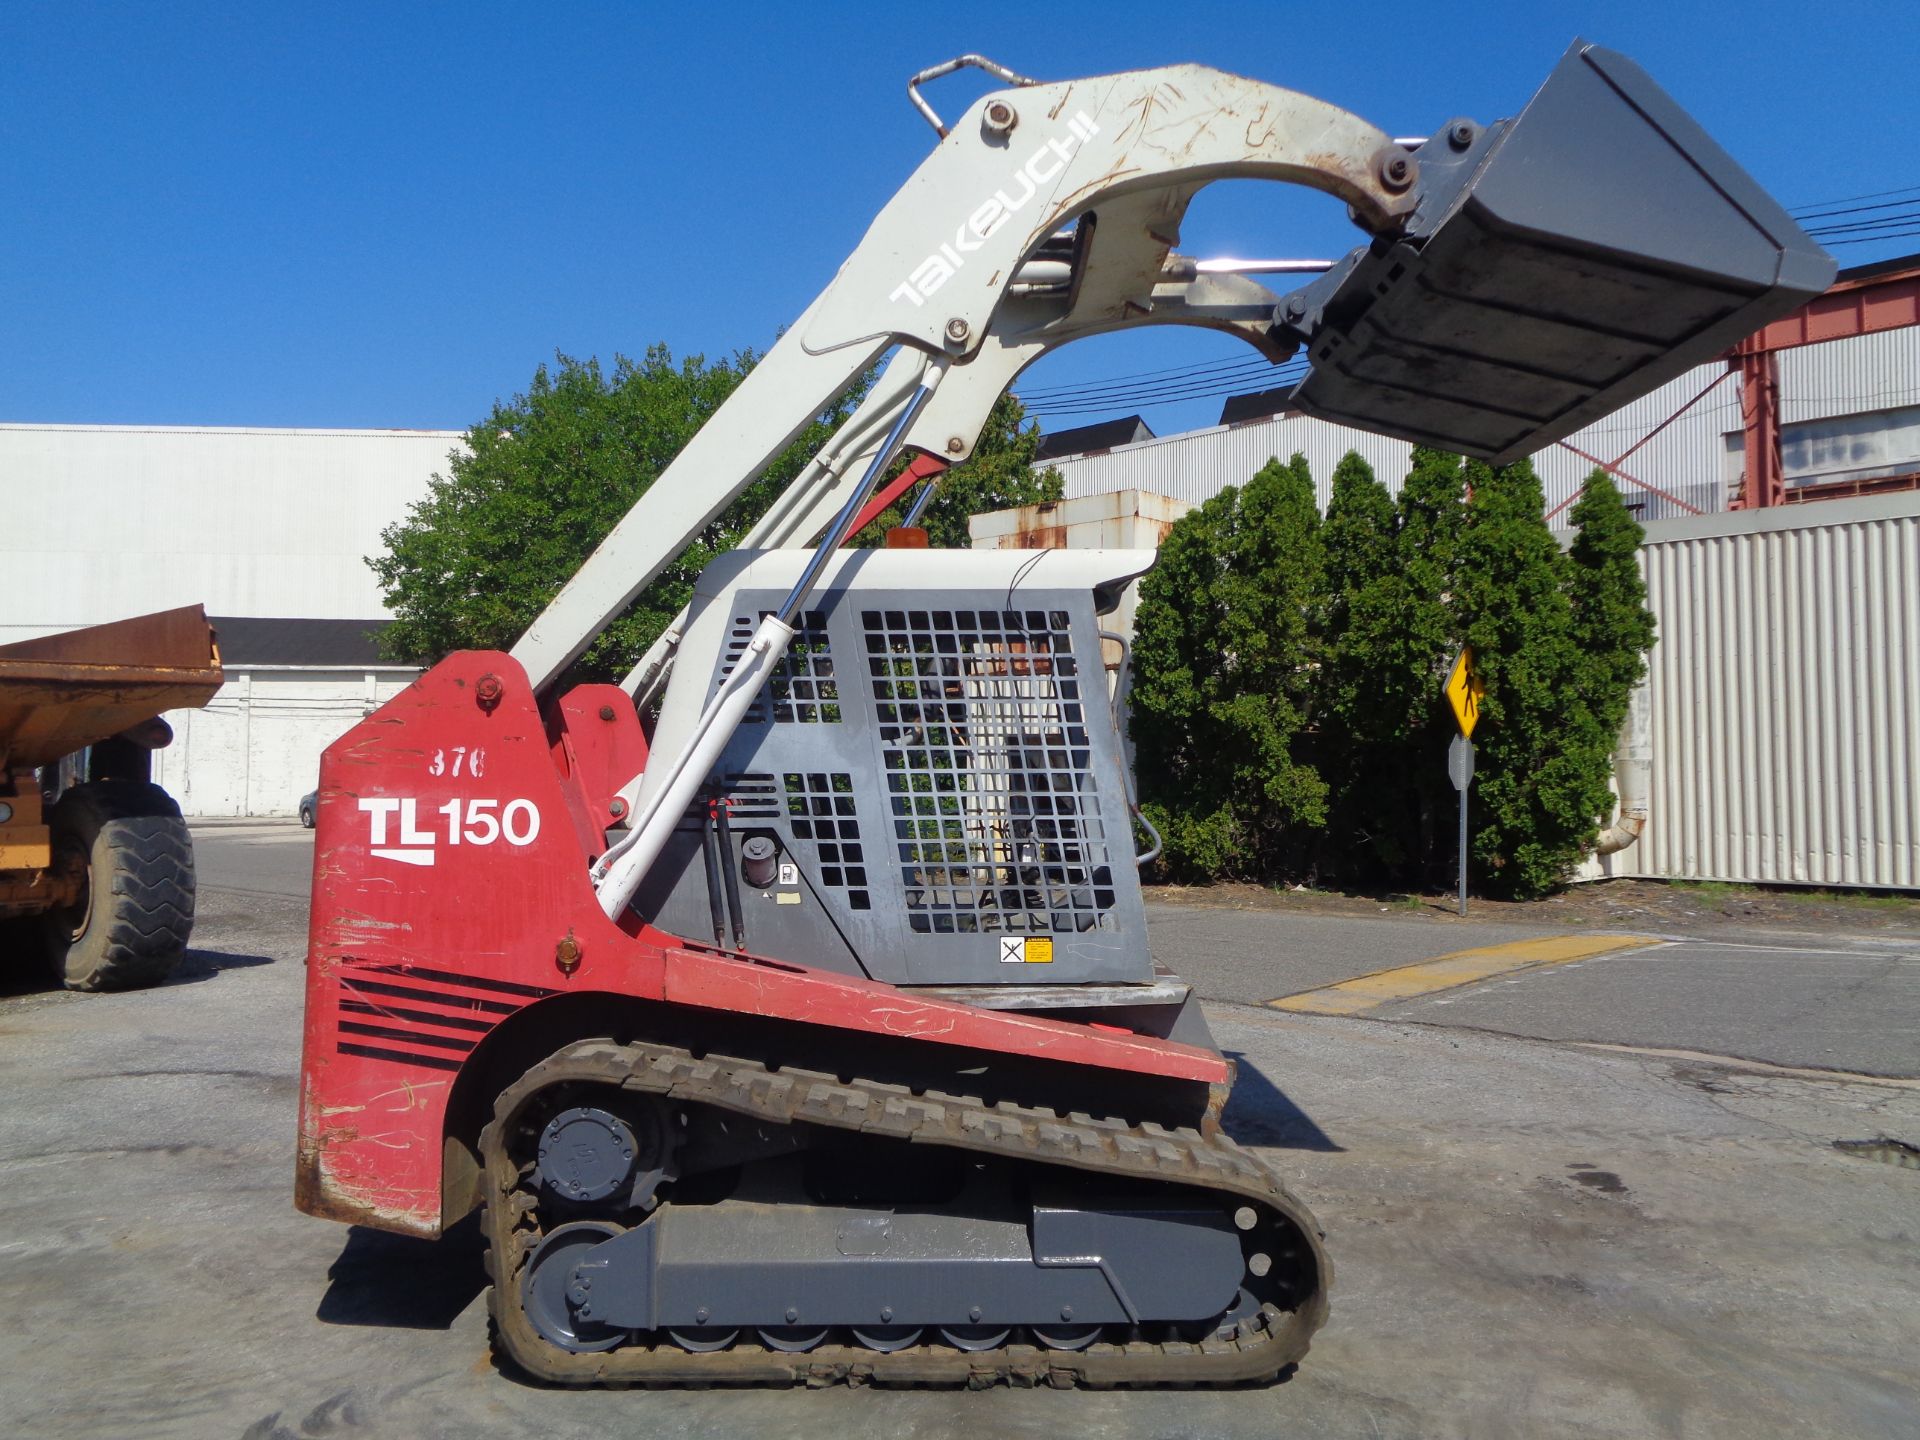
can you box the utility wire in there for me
[1021,358,1300,403]
[1026,369,1308,418]
[1016,352,1294,396]
[1803,201,1920,227]
[1021,369,1293,411]
[1017,182,1920,422]
[1792,195,1920,222]
[1827,229,1920,246]
[1017,355,1286,401]
[1790,183,1920,212]
[1022,359,1306,405]
[1805,213,1920,238]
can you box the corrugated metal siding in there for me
[1630,496,1920,888]
[1779,327,1920,424]
[1039,328,1911,522]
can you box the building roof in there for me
[211,616,395,667]
[1217,387,1301,426]
[1034,415,1154,461]
[1835,249,1920,284]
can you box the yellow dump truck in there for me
[0,606,222,989]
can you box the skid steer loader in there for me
[295,43,1830,1386]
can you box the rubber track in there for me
[480,1039,1332,1388]
[57,785,196,992]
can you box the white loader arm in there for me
[508,60,1416,693]
[510,45,1831,698]
[499,45,1830,920]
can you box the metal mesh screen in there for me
[863,608,1116,935]
[721,611,839,724]
[782,771,870,910]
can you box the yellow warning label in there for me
[1025,937,1053,963]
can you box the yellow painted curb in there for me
[1267,933,1659,1017]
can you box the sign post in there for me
[1443,648,1485,917]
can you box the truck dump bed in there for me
[0,606,224,770]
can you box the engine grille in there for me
[863,608,1116,935]
[782,770,870,910]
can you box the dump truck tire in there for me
[42,782,196,992]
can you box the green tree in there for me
[1313,450,1407,879]
[1132,453,1325,878]
[1383,447,1471,882]
[370,346,832,683]
[852,394,1062,547]
[1566,469,1656,737]
[1452,456,1608,898]
[370,349,1046,684]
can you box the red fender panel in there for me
[297,653,1228,1237]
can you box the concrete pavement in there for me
[2,873,1916,1438]
[1140,898,1567,1002]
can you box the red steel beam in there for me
[1735,265,1920,355]
[843,452,948,541]
[1545,370,1735,522]
[1554,439,1706,518]
[1725,258,1919,507]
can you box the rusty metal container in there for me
[0,606,223,772]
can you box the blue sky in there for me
[4,1,1916,438]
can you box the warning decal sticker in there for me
[997,937,1054,963]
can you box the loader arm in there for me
[507,61,1417,696]
[508,43,1830,922]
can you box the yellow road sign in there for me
[1445,647,1485,738]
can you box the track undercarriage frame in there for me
[297,652,1326,1384]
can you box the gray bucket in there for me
[1282,41,1834,463]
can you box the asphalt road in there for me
[191,821,318,899]
[2,867,1915,1439]
[190,824,1920,1076]
[1374,933,1920,1076]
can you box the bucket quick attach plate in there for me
[1282,40,1835,463]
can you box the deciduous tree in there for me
[371,349,1050,684]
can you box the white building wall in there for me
[1038,330,1908,523]
[0,423,463,643]
[154,668,417,817]
[968,490,1193,648]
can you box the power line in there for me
[1827,228,1920,246]
[1015,181,1920,425]
[1025,368,1308,418]
[1018,358,1301,410]
[1805,212,1920,238]
[1015,351,1291,396]
[1791,183,1920,212]
[1022,358,1305,405]
[1792,194,1920,223]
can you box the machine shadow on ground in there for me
[316,1213,487,1329]
[170,946,276,984]
[1220,1051,1342,1152]
[0,937,274,999]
